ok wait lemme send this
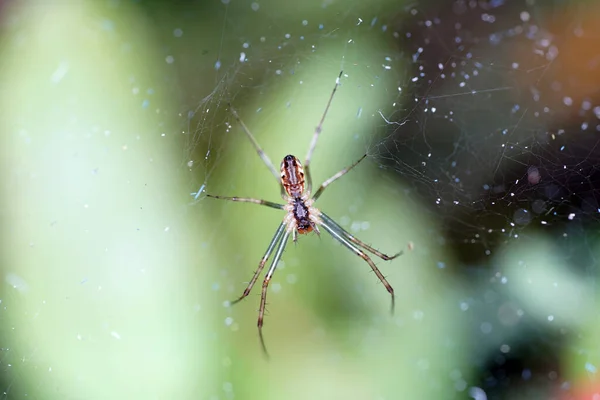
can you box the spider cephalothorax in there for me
[207,71,403,356]
[280,154,305,197]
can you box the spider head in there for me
[280,155,305,197]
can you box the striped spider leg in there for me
[207,71,402,356]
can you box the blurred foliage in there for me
[0,0,598,399]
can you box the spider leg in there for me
[206,194,284,210]
[258,230,291,357]
[320,212,403,261]
[311,154,367,201]
[319,220,395,314]
[228,105,281,184]
[230,222,286,306]
[312,222,321,237]
[304,71,343,194]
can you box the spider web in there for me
[182,0,600,398]
[376,1,600,257]
[185,2,598,236]
[186,1,600,256]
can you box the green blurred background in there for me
[0,0,599,399]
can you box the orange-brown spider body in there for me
[280,154,305,197]
[280,155,320,235]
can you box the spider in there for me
[207,71,402,355]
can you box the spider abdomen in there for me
[293,198,313,234]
